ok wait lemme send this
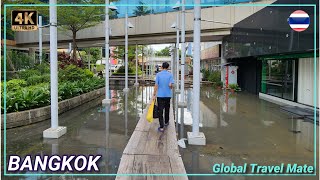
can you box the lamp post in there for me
[38,17,51,64]
[179,0,187,107]
[172,1,181,95]
[134,43,139,86]
[123,11,134,93]
[187,0,206,145]
[43,0,67,138]
[38,16,42,64]
[102,1,117,105]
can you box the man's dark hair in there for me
[162,62,169,69]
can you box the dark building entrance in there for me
[229,57,261,95]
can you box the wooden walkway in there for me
[116,104,188,180]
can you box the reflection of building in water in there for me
[110,90,120,111]
[220,91,237,114]
[182,89,228,128]
[294,121,315,152]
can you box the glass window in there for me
[261,59,296,101]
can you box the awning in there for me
[258,51,319,60]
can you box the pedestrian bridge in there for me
[15,0,275,49]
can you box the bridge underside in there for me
[15,29,229,49]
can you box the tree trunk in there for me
[72,31,77,60]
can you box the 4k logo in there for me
[11,10,38,31]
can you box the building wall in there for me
[298,57,319,107]
[223,0,319,59]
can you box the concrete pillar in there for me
[102,0,111,105]
[43,0,67,139]
[187,0,205,145]
[38,16,42,64]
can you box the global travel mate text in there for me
[212,163,314,174]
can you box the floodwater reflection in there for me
[2,85,318,179]
[3,86,153,179]
[177,87,318,177]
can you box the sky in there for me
[150,44,171,51]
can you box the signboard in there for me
[11,10,38,31]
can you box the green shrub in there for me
[208,71,221,82]
[229,84,239,90]
[18,69,41,80]
[27,75,43,85]
[34,63,50,74]
[58,78,104,100]
[4,75,104,113]
[116,63,137,74]
[5,83,50,113]
[26,74,50,85]
[59,65,93,82]
[6,79,27,91]
[201,69,210,80]
[41,74,51,82]
[83,69,94,78]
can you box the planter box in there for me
[1,87,105,129]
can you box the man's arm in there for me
[169,74,174,89]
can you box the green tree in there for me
[57,0,105,60]
[155,46,171,56]
[133,1,151,16]
[1,0,48,72]
[80,47,101,66]
[114,45,148,62]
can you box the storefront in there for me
[259,53,319,108]
[222,0,318,108]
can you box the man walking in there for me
[153,62,174,132]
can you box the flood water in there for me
[177,87,319,180]
[1,85,318,180]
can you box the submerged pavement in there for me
[1,86,318,180]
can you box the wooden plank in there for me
[123,131,143,154]
[131,155,172,175]
[143,123,167,156]
[169,155,188,180]
[167,107,179,155]
[116,154,135,177]
[117,102,187,180]
[135,105,151,132]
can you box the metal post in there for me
[125,92,128,136]
[187,0,205,146]
[180,0,186,103]
[180,0,186,135]
[69,43,72,54]
[88,50,91,70]
[38,16,42,64]
[123,12,129,92]
[142,47,144,80]
[176,11,180,94]
[43,0,67,138]
[49,0,58,129]
[192,0,201,136]
[103,0,111,104]
[134,43,139,86]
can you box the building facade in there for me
[223,0,319,108]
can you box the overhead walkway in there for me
[14,0,275,49]
[116,103,188,179]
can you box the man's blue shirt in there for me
[155,70,174,97]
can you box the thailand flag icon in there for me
[288,10,310,32]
